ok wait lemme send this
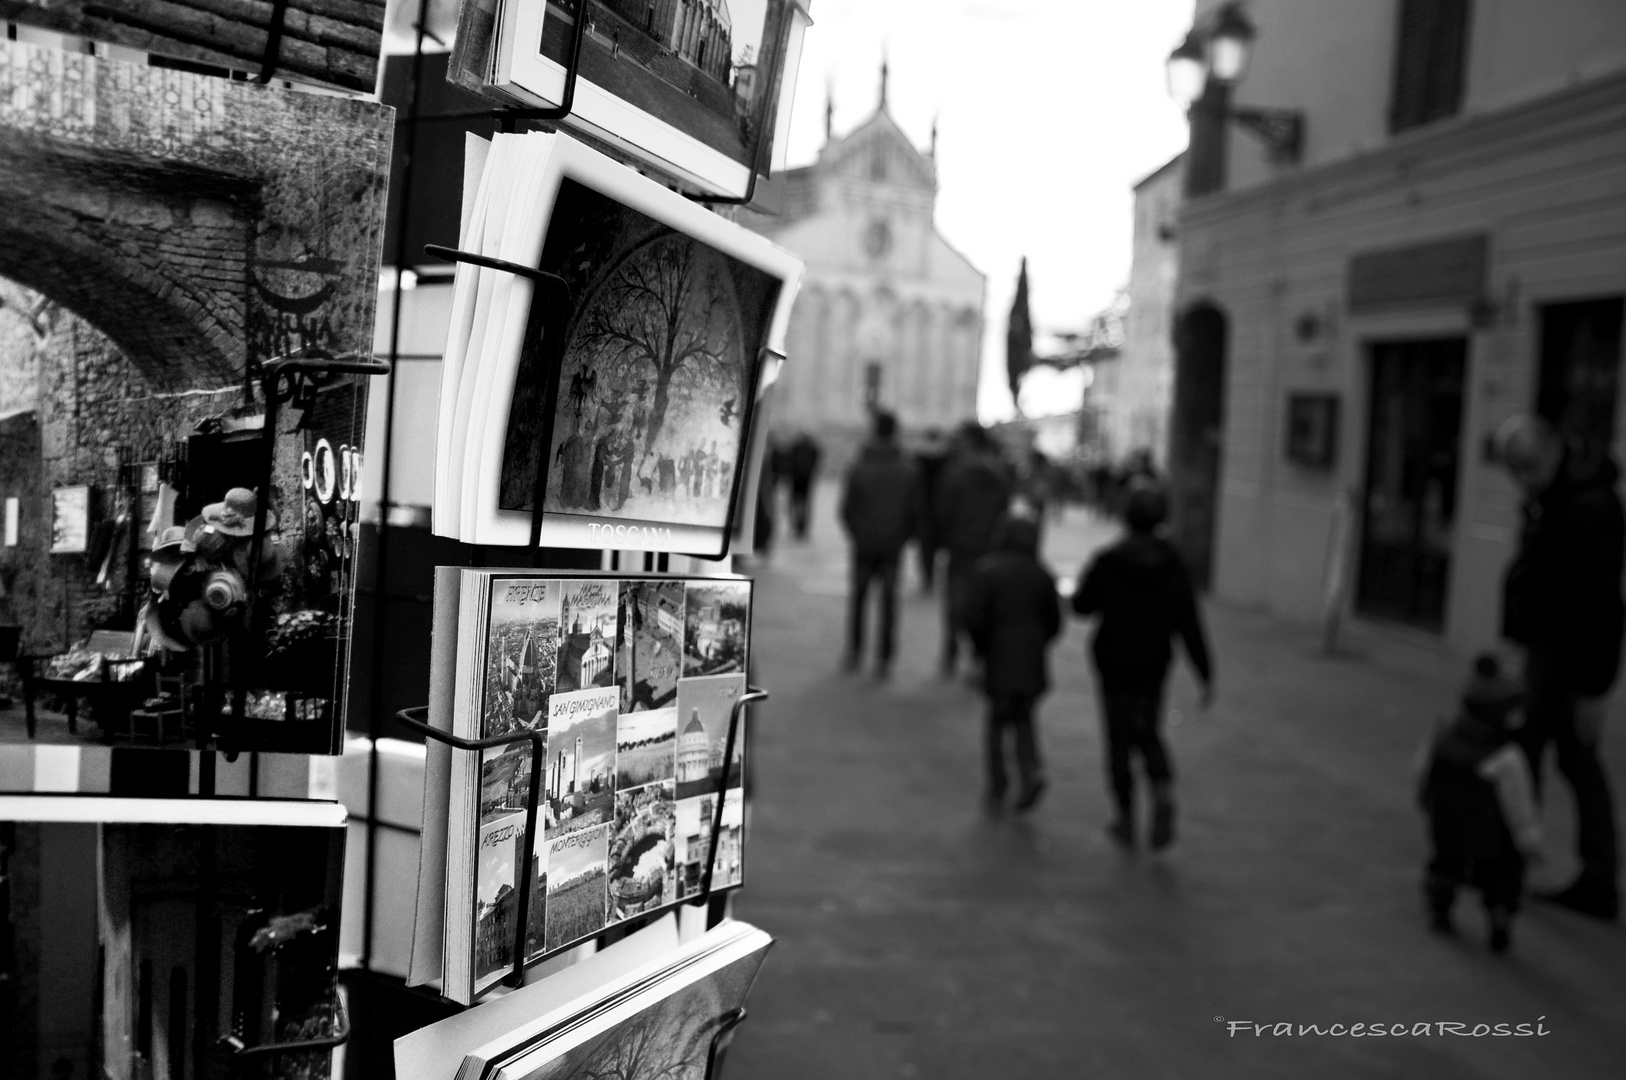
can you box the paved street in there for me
[726,483,1626,1079]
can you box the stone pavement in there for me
[724,483,1626,1079]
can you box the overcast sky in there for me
[779,0,1194,422]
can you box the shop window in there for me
[1389,0,1471,133]
[1537,297,1624,451]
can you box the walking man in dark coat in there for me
[1072,481,1213,850]
[839,411,918,679]
[785,432,823,540]
[1496,415,1623,920]
[934,422,1014,678]
[965,515,1062,813]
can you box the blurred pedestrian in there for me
[1496,414,1623,921]
[1015,446,1055,529]
[913,427,952,592]
[1072,480,1213,850]
[839,410,918,679]
[934,421,1014,678]
[753,451,777,555]
[965,516,1062,813]
[785,432,822,540]
[1416,653,1542,953]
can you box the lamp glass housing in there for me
[1208,34,1250,84]
[1166,51,1208,108]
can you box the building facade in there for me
[742,88,986,461]
[1096,154,1183,468]
[1172,0,1626,650]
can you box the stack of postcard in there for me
[448,0,811,201]
[0,795,347,1080]
[431,129,801,558]
[413,568,755,1005]
[395,918,771,1080]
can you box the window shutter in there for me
[1389,0,1471,133]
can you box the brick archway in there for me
[0,138,254,389]
[0,42,391,383]
[0,38,390,661]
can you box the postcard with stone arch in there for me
[0,40,390,757]
[465,132,801,555]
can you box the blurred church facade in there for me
[741,74,986,460]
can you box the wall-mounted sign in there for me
[1347,234,1487,313]
[49,485,90,554]
[1285,393,1339,470]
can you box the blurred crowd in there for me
[754,411,1625,951]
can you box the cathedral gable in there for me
[821,113,936,192]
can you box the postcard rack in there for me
[394,685,767,999]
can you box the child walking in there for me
[965,515,1062,813]
[1071,481,1213,849]
[1417,653,1543,953]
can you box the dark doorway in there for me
[1169,304,1228,590]
[1355,338,1467,631]
[1537,297,1623,450]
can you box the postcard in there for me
[544,686,620,838]
[617,579,685,712]
[0,40,390,756]
[673,674,746,800]
[683,581,751,677]
[556,580,620,693]
[544,822,611,953]
[445,131,801,555]
[1,797,346,1080]
[493,0,810,199]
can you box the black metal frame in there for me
[1229,104,1303,165]
[421,243,574,561]
[705,1007,749,1080]
[414,5,589,129]
[222,984,352,1068]
[394,685,766,1003]
[254,0,292,84]
[394,705,545,992]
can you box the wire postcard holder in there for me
[395,686,766,998]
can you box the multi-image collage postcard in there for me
[458,571,751,1001]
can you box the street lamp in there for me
[1166,2,1303,168]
